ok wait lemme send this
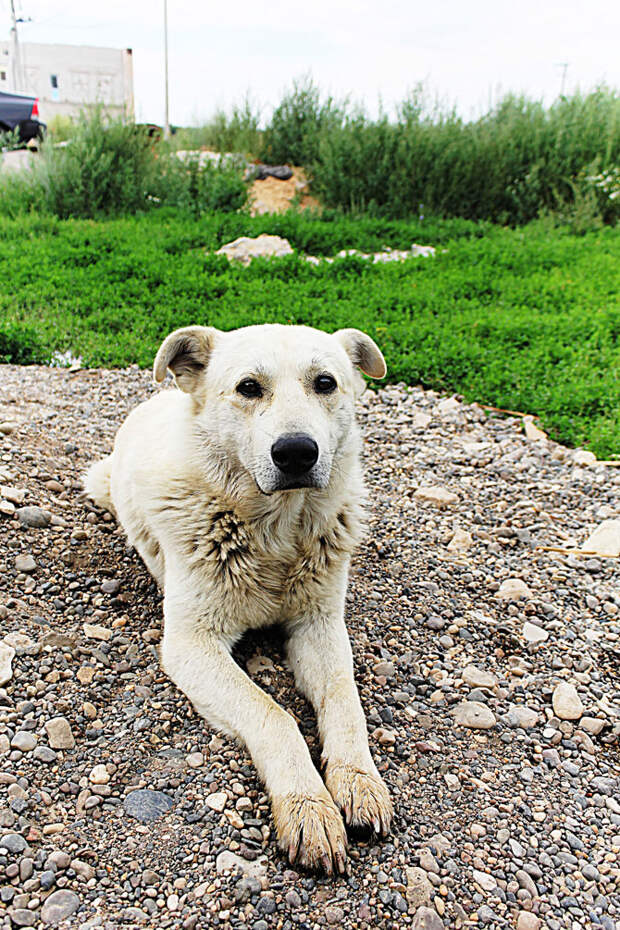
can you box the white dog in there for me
[84,323,392,873]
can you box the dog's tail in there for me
[83,455,116,516]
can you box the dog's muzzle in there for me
[271,433,319,487]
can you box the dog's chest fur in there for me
[159,485,363,631]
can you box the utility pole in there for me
[163,0,170,138]
[557,62,569,97]
[9,0,23,93]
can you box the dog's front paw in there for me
[273,792,348,874]
[325,763,393,836]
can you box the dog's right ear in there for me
[153,326,219,393]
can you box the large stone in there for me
[411,906,444,929]
[517,913,542,930]
[83,623,113,642]
[581,520,620,557]
[14,553,36,573]
[452,701,496,729]
[496,578,533,601]
[9,909,37,927]
[216,234,294,265]
[552,682,584,720]
[405,866,433,911]
[11,731,37,752]
[216,850,268,878]
[45,717,75,749]
[414,486,458,508]
[16,506,51,528]
[40,889,80,924]
[574,449,597,466]
[461,665,497,690]
[206,791,228,812]
[507,705,539,729]
[0,641,15,686]
[523,416,547,441]
[123,789,174,823]
[580,716,606,735]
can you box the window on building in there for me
[50,74,58,88]
[0,71,6,81]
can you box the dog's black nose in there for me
[271,434,319,476]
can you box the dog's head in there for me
[153,323,386,494]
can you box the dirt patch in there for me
[249,167,320,216]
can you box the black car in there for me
[0,91,46,143]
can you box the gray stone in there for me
[0,833,27,854]
[8,908,37,927]
[10,731,37,752]
[496,578,533,601]
[452,701,496,729]
[405,866,433,911]
[33,746,57,763]
[216,850,268,879]
[123,789,174,823]
[14,553,36,573]
[523,621,548,643]
[16,506,51,528]
[411,906,444,930]
[461,665,497,689]
[41,889,80,924]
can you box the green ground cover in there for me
[1,211,618,457]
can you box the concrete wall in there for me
[0,42,134,122]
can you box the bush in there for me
[262,75,345,165]
[172,96,262,157]
[0,109,249,219]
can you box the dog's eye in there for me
[314,374,337,394]
[236,379,263,398]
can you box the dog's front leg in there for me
[287,601,393,837]
[160,586,348,874]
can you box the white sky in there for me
[2,0,619,126]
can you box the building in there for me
[0,42,134,122]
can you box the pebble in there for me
[461,665,497,689]
[14,553,36,573]
[83,623,113,642]
[40,889,80,924]
[205,791,228,812]
[507,704,539,728]
[414,486,458,507]
[496,578,533,600]
[89,764,109,784]
[16,505,51,528]
[447,527,473,552]
[452,701,496,729]
[523,621,549,643]
[10,731,37,752]
[517,914,542,930]
[215,851,268,878]
[0,641,15,685]
[411,905,444,929]
[581,519,620,557]
[580,716,606,735]
[45,717,75,749]
[0,833,27,853]
[552,681,584,720]
[123,789,174,822]
[406,866,434,909]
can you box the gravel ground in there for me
[0,364,619,930]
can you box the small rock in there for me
[10,731,37,752]
[581,520,620,557]
[523,621,548,643]
[186,752,204,768]
[517,913,542,930]
[523,416,547,441]
[0,422,16,435]
[405,866,433,911]
[9,908,37,927]
[1,486,26,504]
[89,764,109,785]
[552,682,584,720]
[33,746,57,763]
[100,579,121,595]
[215,850,268,878]
[205,791,228,812]
[414,486,458,508]
[246,655,275,675]
[83,623,112,642]
[0,641,15,686]
[16,506,51,528]
[507,705,539,729]
[0,833,27,853]
[40,889,80,924]
[45,717,75,749]
[123,789,174,823]
[452,701,496,729]
[574,449,597,466]
[215,234,294,265]
[472,869,496,891]
[496,578,533,600]
[447,528,473,552]
[14,553,36,573]
[461,665,497,689]
[412,905,444,930]
[580,716,606,735]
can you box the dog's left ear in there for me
[333,328,387,379]
[153,325,220,393]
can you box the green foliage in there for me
[262,75,345,165]
[171,96,262,157]
[0,109,249,219]
[0,211,618,457]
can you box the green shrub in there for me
[173,96,262,156]
[262,75,345,165]
[151,153,249,214]
[0,321,48,364]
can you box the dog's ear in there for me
[333,328,387,379]
[153,326,219,393]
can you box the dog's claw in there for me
[325,763,393,838]
[274,792,348,875]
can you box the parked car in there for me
[0,91,46,143]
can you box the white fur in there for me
[84,323,392,873]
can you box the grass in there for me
[1,211,619,457]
